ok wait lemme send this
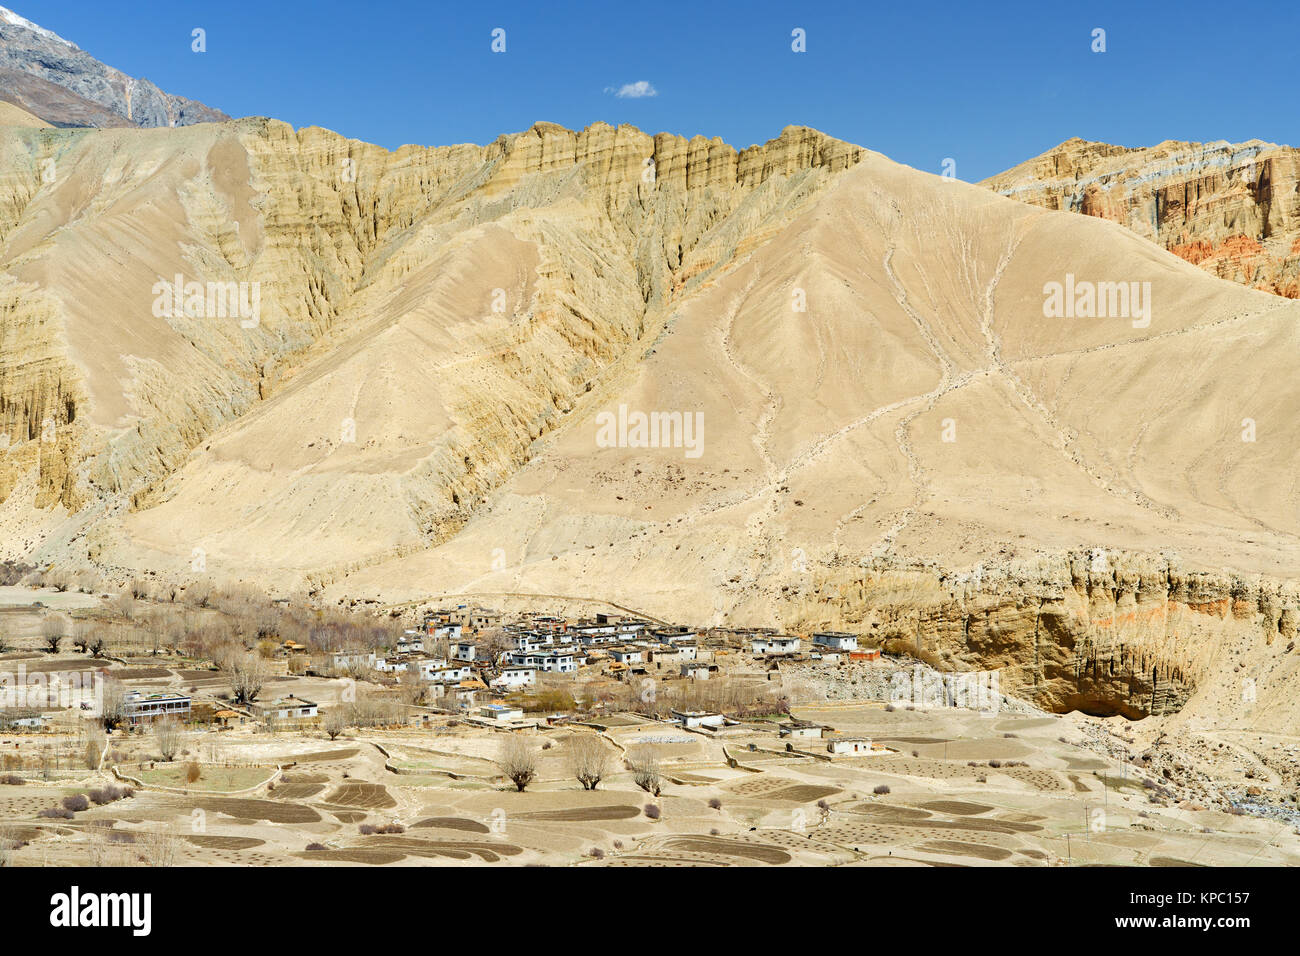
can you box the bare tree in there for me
[41,615,68,653]
[499,735,537,792]
[153,718,182,762]
[83,728,106,770]
[568,734,611,791]
[323,708,348,741]
[72,621,92,654]
[398,667,426,705]
[99,677,127,730]
[627,744,662,796]
[479,627,513,664]
[223,653,268,704]
[111,591,135,621]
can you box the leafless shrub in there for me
[643,804,661,820]
[136,827,180,866]
[82,728,106,770]
[88,785,129,805]
[873,784,890,795]
[62,794,90,813]
[0,824,24,867]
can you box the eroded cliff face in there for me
[782,552,1300,724]
[0,117,862,577]
[983,138,1300,298]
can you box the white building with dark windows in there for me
[257,695,319,721]
[122,691,191,724]
[490,666,537,690]
[813,631,859,651]
[510,649,576,673]
[608,646,644,665]
[751,635,800,656]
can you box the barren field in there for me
[3,696,1296,867]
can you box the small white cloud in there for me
[606,81,657,99]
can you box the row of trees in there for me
[497,734,662,795]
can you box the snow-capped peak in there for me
[0,5,77,49]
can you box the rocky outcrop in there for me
[0,6,228,128]
[983,137,1300,298]
[783,552,1300,723]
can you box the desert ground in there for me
[1,586,1295,868]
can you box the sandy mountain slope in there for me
[0,98,45,127]
[5,113,1300,721]
[0,115,861,579]
[983,137,1300,298]
[328,153,1300,617]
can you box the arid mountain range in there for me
[2,15,1299,725]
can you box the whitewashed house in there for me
[827,737,876,756]
[428,623,463,642]
[258,695,319,721]
[813,631,859,652]
[453,641,482,662]
[779,721,824,740]
[424,663,474,685]
[511,649,576,673]
[374,656,411,674]
[608,646,644,665]
[490,666,537,691]
[396,631,425,653]
[672,709,726,729]
[751,635,800,656]
[478,703,524,723]
[330,650,377,672]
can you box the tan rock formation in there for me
[983,137,1300,298]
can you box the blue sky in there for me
[14,0,1300,180]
